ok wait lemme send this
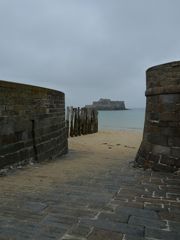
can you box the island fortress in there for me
[85,98,126,110]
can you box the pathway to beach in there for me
[0,131,180,240]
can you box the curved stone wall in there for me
[0,80,68,168]
[135,61,180,171]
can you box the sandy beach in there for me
[0,130,143,193]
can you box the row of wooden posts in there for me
[66,107,98,137]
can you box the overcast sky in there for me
[0,0,180,108]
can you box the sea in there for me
[98,108,145,131]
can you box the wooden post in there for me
[77,107,81,136]
[91,109,94,133]
[68,106,98,137]
[88,108,91,134]
[74,108,78,137]
[92,109,94,133]
[81,108,84,135]
[70,107,74,137]
[95,110,98,132]
[85,108,88,134]
[66,107,70,138]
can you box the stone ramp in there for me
[0,164,180,240]
[0,131,180,239]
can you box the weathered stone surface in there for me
[0,133,180,240]
[80,218,144,237]
[135,61,180,171]
[116,206,159,219]
[0,80,68,168]
[128,216,167,229]
[145,227,180,240]
[98,211,129,223]
[88,229,123,240]
[0,159,180,239]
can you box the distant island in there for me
[85,98,126,110]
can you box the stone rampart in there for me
[135,61,180,171]
[0,80,67,168]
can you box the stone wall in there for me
[0,80,68,168]
[135,61,180,171]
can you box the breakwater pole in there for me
[135,61,180,172]
[66,107,98,137]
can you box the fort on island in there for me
[85,98,126,110]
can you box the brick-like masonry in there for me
[135,61,180,171]
[0,161,180,239]
[0,80,67,168]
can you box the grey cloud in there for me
[0,0,180,107]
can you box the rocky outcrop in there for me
[85,98,126,110]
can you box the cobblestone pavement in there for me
[0,132,180,240]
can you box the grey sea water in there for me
[98,108,145,131]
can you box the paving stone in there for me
[128,216,167,229]
[22,201,48,213]
[144,202,169,211]
[49,205,97,218]
[150,178,165,185]
[43,213,77,226]
[49,199,89,208]
[124,234,144,240]
[169,220,180,232]
[135,196,172,204]
[112,199,144,209]
[80,218,144,237]
[33,232,64,240]
[164,179,180,185]
[102,204,116,212]
[159,210,180,221]
[116,206,159,219]
[40,214,72,229]
[67,224,92,238]
[116,188,152,197]
[0,209,44,222]
[171,202,180,208]
[145,227,180,240]
[98,211,129,223]
[0,226,35,240]
[33,223,68,239]
[88,228,123,240]
[168,206,180,214]
[62,235,87,240]
[87,202,107,210]
[111,196,135,202]
[0,143,180,239]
